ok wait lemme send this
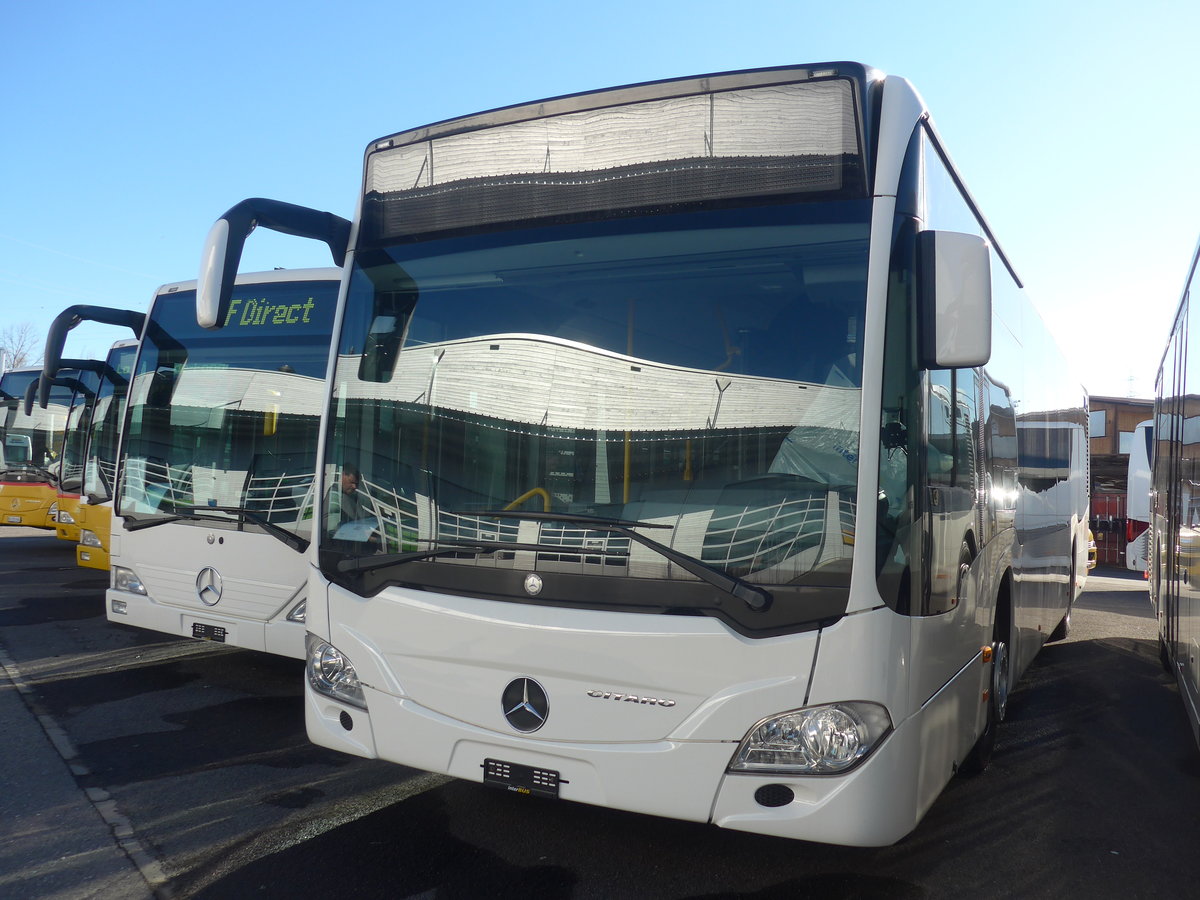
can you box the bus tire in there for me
[1047,547,1075,643]
[962,602,1010,775]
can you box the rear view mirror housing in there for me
[917,230,992,369]
[197,198,351,329]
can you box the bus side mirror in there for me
[198,198,351,329]
[22,378,37,417]
[43,306,146,381]
[918,230,992,369]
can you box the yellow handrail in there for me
[504,487,552,512]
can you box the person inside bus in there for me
[327,463,380,550]
[336,464,367,522]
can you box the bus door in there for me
[924,368,980,615]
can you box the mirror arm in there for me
[198,198,350,329]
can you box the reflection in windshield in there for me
[324,204,869,594]
[117,281,339,542]
[82,344,137,502]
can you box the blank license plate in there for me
[191,622,227,643]
[483,758,561,799]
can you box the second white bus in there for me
[106,269,341,658]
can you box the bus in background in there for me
[39,307,145,556]
[106,269,340,658]
[52,367,106,544]
[76,340,139,569]
[1,366,79,529]
[1151,235,1200,751]
[1126,418,1152,572]
[200,64,1087,846]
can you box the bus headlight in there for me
[111,566,147,596]
[286,599,306,623]
[80,529,102,548]
[728,702,892,775]
[57,509,76,525]
[49,502,59,521]
[306,634,366,709]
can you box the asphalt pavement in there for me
[3,524,1195,900]
[0,527,155,900]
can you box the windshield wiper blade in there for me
[336,531,643,575]
[123,511,202,531]
[336,544,498,574]
[186,506,309,553]
[452,510,772,612]
[0,464,57,483]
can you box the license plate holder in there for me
[191,622,228,643]
[483,758,561,799]
[5,515,21,524]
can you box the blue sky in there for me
[2,0,1197,399]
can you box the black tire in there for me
[962,608,1010,775]
[1160,635,1174,675]
[1047,546,1075,643]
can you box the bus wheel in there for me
[1048,549,1075,643]
[962,614,1009,775]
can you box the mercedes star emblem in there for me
[523,573,543,596]
[502,676,549,733]
[195,567,223,606]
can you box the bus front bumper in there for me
[1,488,56,528]
[105,589,307,659]
[306,682,928,847]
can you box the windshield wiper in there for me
[188,506,309,552]
[0,464,57,483]
[123,511,209,531]
[123,506,308,553]
[449,509,772,612]
[336,544,499,574]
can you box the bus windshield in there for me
[322,201,870,625]
[1,370,74,481]
[82,343,137,503]
[117,280,338,544]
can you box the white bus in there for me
[106,269,341,658]
[199,64,1088,846]
[1126,418,1153,572]
[1151,236,1200,751]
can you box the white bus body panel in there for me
[106,516,307,658]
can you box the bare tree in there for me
[0,322,41,371]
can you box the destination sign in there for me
[223,295,319,328]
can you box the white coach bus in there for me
[198,64,1088,845]
[1150,236,1200,751]
[106,269,341,658]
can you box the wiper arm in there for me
[123,506,308,553]
[453,510,772,613]
[185,506,309,553]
